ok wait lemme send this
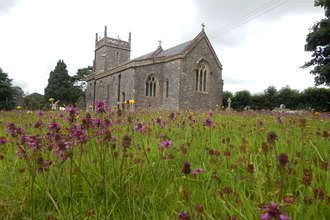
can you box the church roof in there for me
[133,40,192,60]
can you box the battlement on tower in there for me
[96,36,131,51]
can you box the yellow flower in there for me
[49,98,54,102]
[113,106,117,108]
[222,106,224,109]
[123,101,127,104]
[315,112,319,115]
[216,104,219,107]
[88,105,93,108]
[16,106,22,109]
[129,99,135,104]
[76,116,79,119]
[258,148,262,153]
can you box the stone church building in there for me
[86,25,223,110]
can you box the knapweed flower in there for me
[160,139,172,148]
[0,137,7,144]
[202,118,213,126]
[133,122,146,132]
[193,168,204,176]
[95,100,108,113]
[179,211,190,219]
[267,131,278,143]
[259,201,291,220]
[147,104,152,108]
[278,153,289,167]
[182,161,191,174]
[36,110,44,116]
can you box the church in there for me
[86,25,224,110]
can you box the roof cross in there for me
[201,23,205,30]
[158,39,162,47]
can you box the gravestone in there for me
[76,97,86,110]
[280,104,285,109]
[15,95,24,108]
[226,98,233,112]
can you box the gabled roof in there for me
[133,40,192,60]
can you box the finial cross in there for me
[158,39,162,47]
[201,23,205,29]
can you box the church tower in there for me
[93,26,131,74]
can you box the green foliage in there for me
[232,90,251,110]
[0,68,15,110]
[278,85,302,110]
[301,0,330,86]
[69,66,92,103]
[301,87,330,111]
[24,93,44,110]
[44,60,72,105]
[263,85,280,110]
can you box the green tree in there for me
[69,66,92,103]
[301,87,330,111]
[25,93,44,110]
[232,90,251,110]
[0,68,15,110]
[278,85,302,110]
[44,60,72,105]
[301,0,330,86]
[263,85,280,110]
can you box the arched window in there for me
[195,60,209,92]
[165,79,169,98]
[146,75,157,97]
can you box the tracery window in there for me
[195,61,209,92]
[146,75,157,97]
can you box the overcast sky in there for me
[0,0,326,96]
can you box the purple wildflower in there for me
[202,118,213,126]
[179,211,190,219]
[0,137,7,144]
[47,120,61,132]
[182,161,191,174]
[147,104,152,108]
[95,100,108,113]
[133,122,147,132]
[278,153,289,167]
[259,201,291,220]
[193,168,204,176]
[160,139,172,148]
[36,110,44,116]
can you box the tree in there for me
[0,68,15,109]
[25,93,44,110]
[278,85,302,110]
[301,0,330,86]
[301,87,330,111]
[232,90,251,110]
[44,60,72,105]
[263,85,280,110]
[69,66,92,103]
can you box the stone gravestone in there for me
[225,98,233,112]
[76,97,86,111]
[15,95,24,109]
[280,104,285,109]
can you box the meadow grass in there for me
[0,106,329,220]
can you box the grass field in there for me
[0,104,329,219]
